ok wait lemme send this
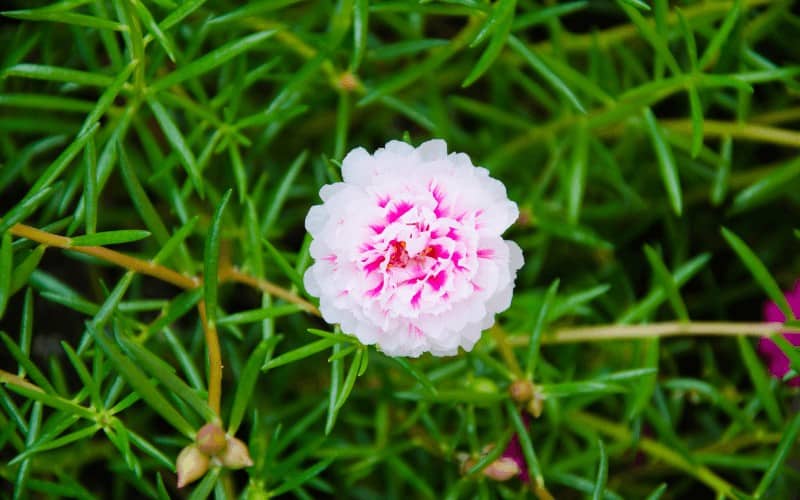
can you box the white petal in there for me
[417,139,448,161]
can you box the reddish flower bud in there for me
[196,423,228,456]
[508,380,534,404]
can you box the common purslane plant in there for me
[2,0,800,499]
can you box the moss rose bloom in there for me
[759,282,800,386]
[304,139,523,357]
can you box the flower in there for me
[500,418,531,483]
[304,139,523,357]
[758,281,800,386]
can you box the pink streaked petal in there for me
[428,270,447,291]
[386,200,413,223]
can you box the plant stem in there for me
[9,223,198,289]
[506,321,782,346]
[198,301,222,417]
[662,119,800,148]
[222,267,320,316]
[569,411,736,497]
[9,222,318,423]
[9,223,314,311]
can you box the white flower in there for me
[304,139,523,357]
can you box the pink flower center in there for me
[358,186,482,315]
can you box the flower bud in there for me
[483,456,521,481]
[219,436,254,469]
[196,423,228,456]
[526,394,544,418]
[176,445,210,488]
[508,380,534,404]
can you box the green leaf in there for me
[263,338,338,371]
[116,332,216,422]
[351,0,368,70]
[643,107,682,215]
[644,483,668,500]
[69,230,150,247]
[130,0,176,62]
[687,85,704,158]
[697,0,741,70]
[710,136,732,205]
[567,124,589,224]
[618,2,680,75]
[25,122,99,197]
[10,247,46,296]
[643,245,688,321]
[10,424,100,465]
[261,239,304,291]
[203,189,232,327]
[83,136,97,234]
[2,64,114,87]
[619,253,709,323]
[736,337,782,429]
[721,227,795,321]
[61,342,101,408]
[89,323,195,438]
[3,380,94,420]
[334,347,365,411]
[754,411,800,497]
[79,59,138,136]
[462,0,516,87]
[262,151,307,235]
[217,304,301,325]
[618,0,651,10]
[187,467,221,500]
[592,440,608,500]
[391,357,438,396]
[145,288,204,338]
[730,156,800,214]
[1,331,56,394]
[150,30,277,93]
[539,380,626,398]
[228,341,269,434]
[526,279,559,378]
[2,9,126,31]
[146,98,203,197]
[512,1,587,31]
[508,35,584,113]
[0,233,11,318]
[152,216,199,265]
[118,143,170,245]
[359,20,481,105]
[269,458,334,497]
[506,399,544,486]
[626,339,659,420]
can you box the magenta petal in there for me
[758,284,800,383]
[500,414,532,483]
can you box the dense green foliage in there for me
[1,0,800,498]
